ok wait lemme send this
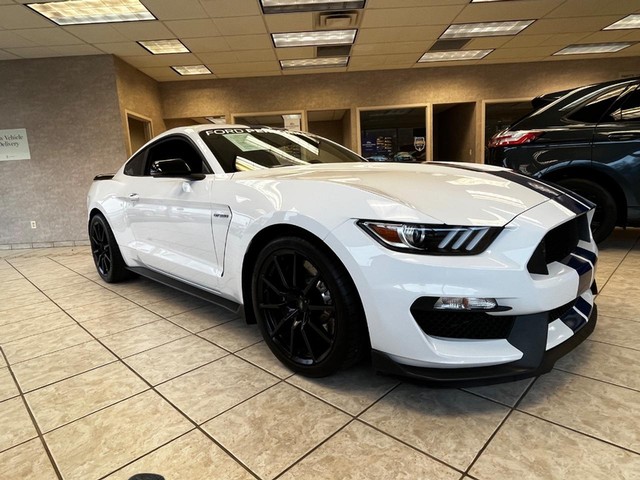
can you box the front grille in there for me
[413,311,515,340]
[527,214,589,275]
[547,300,576,323]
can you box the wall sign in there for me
[0,129,31,161]
[282,114,302,131]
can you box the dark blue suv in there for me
[487,77,640,243]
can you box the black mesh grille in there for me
[547,300,576,323]
[413,311,515,340]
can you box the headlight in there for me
[358,221,502,255]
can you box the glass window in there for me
[360,108,427,162]
[567,86,628,123]
[145,137,211,175]
[609,87,640,122]
[123,150,146,176]
[200,128,363,173]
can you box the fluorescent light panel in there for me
[281,56,349,69]
[27,0,154,26]
[604,14,640,30]
[206,116,227,124]
[261,0,365,14]
[138,39,189,55]
[418,49,493,62]
[273,29,357,47]
[172,65,212,76]
[441,20,534,39]
[554,43,633,55]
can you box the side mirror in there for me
[150,158,205,180]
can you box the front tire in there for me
[88,214,131,283]
[252,236,367,377]
[555,178,617,243]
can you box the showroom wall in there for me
[0,55,125,247]
[114,57,165,155]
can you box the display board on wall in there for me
[0,129,31,161]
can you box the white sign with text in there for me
[0,129,31,161]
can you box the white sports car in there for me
[87,125,598,383]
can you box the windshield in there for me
[200,128,365,173]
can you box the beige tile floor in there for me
[1,229,639,480]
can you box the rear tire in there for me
[252,236,367,377]
[555,178,617,243]
[88,214,131,283]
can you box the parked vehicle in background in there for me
[487,77,640,243]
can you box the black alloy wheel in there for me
[556,178,617,244]
[88,214,130,283]
[253,236,366,377]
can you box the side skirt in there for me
[127,266,243,316]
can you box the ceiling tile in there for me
[275,46,315,60]
[0,5,54,30]
[197,51,238,63]
[544,0,640,18]
[94,41,149,56]
[212,61,280,74]
[621,30,640,42]
[213,16,267,36]
[111,21,175,41]
[200,0,262,18]
[357,25,445,44]
[224,34,273,50]
[62,25,130,43]
[486,46,558,60]
[504,32,587,48]
[264,12,314,33]
[142,0,207,20]
[181,36,230,52]
[361,5,465,28]
[465,36,513,50]
[522,16,624,35]
[235,49,277,62]
[122,52,200,67]
[578,30,632,43]
[50,44,103,56]
[367,0,468,7]
[352,41,427,56]
[283,67,346,75]
[5,46,62,58]
[137,66,181,80]
[164,19,220,38]
[0,50,19,60]
[454,0,563,23]
[0,30,38,49]
[13,27,85,46]
[218,70,282,78]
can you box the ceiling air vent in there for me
[317,45,352,57]
[317,11,359,29]
[429,39,471,51]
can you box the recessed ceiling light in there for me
[280,56,349,69]
[206,116,227,124]
[441,20,534,39]
[172,65,212,76]
[604,14,640,30]
[27,0,154,26]
[418,49,493,62]
[272,29,357,47]
[138,39,189,55]
[554,43,633,55]
[261,0,365,14]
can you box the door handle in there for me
[128,193,139,202]
[607,132,640,141]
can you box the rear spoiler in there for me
[93,173,114,181]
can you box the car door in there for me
[592,85,640,211]
[124,135,228,291]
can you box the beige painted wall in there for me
[114,57,166,157]
[0,55,125,246]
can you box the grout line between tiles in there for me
[551,365,640,393]
[0,345,64,480]
[588,337,640,352]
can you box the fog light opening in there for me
[434,297,497,311]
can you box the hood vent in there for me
[429,39,470,51]
[317,45,352,57]
[317,11,359,29]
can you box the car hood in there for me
[232,162,563,226]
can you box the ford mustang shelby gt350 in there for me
[87,125,598,383]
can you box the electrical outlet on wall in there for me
[30,221,37,229]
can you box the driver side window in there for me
[144,137,211,175]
